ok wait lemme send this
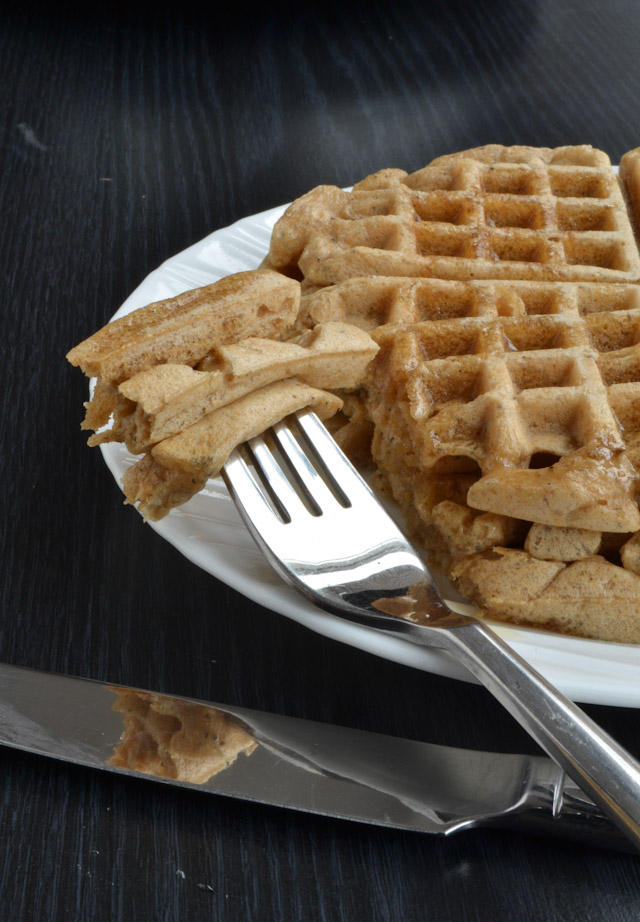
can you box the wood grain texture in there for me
[2,0,640,918]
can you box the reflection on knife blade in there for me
[108,688,258,782]
[0,663,633,852]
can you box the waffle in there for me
[308,274,640,642]
[115,319,376,520]
[109,689,257,784]
[122,380,343,520]
[67,268,375,520]
[269,145,640,289]
[67,143,640,641]
[96,322,377,454]
[67,269,300,431]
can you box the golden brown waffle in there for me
[67,269,299,385]
[94,322,377,454]
[122,380,344,521]
[371,299,640,531]
[307,274,640,641]
[67,269,377,521]
[67,144,640,641]
[67,269,300,430]
[270,145,640,288]
[111,320,376,520]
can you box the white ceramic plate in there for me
[99,202,640,707]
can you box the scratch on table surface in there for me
[17,122,47,151]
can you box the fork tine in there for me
[223,447,287,522]
[294,410,382,503]
[271,417,348,513]
[246,433,318,521]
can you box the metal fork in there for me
[222,409,640,850]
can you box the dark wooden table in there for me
[3,1,640,918]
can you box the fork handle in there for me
[437,618,640,850]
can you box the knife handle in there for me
[424,617,640,851]
[489,758,637,853]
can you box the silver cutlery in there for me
[0,662,630,850]
[222,409,640,851]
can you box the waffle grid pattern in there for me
[300,273,640,640]
[275,147,640,285]
[304,276,640,474]
[280,146,640,639]
[372,284,640,476]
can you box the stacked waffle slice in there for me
[279,145,640,642]
[67,268,379,521]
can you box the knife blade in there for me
[0,663,630,851]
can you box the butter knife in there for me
[0,663,630,851]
